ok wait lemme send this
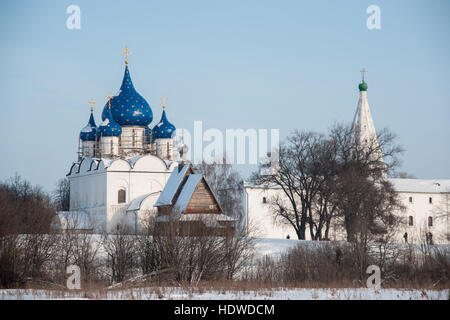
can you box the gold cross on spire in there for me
[88,98,95,113]
[161,96,168,109]
[106,94,112,109]
[122,46,132,65]
[360,68,367,82]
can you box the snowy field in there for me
[0,287,448,300]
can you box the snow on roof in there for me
[81,125,93,133]
[154,164,190,206]
[245,179,450,194]
[388,178,450,193]
[100,158,114,168]
[173,174,203,213]
[244,181,282,189]
[127,155,143,168]
[56,211,92,230]
[127,192,160,211]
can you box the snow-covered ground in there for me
[0,287,448,300]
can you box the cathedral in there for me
[244,72,450,244]
[56,48,234,234]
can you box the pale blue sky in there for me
[0,0,449,192]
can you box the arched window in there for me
[428,216,433,227]
[409,196,413,203]
[118,189,126,204]
[262,197,267,204]
[408,216,414,226]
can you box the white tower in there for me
[351,69,383,162]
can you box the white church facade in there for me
[57,48,233,234]
[244,74,450,244]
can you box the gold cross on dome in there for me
[88,98,95,113]
[122,46,132,64]
[360,68,367,81]
[161,96,168,109]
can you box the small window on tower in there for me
[429,197,432,204]
[408,216,414,226]
[262,197,267,204]
[428,216,433,227]
[409,196,413,203]
[118,189,126,204]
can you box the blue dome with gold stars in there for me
[99,105,122,137]
[80,112,98,141]
[152,108,176,139]
[101,64,153,127]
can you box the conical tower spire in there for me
[351,69,383,161]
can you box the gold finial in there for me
[88,98,95,113]
[160,96,168,109]
[360,68,367,82]
[106,94,112,109]
[122,46,132,65]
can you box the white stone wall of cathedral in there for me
[245,187,297,240]
[69,172,106,211]
[245,186,449,244]
[395,192,449,244]
[104,171,171,232]
[67,155,178,233]
[100,136,120,156]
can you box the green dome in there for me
[359,81,368,91]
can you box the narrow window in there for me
[429,197,432,204]
[118,189,126,204]
[408,216,414,226]
[428,216,433,227]
[262,197,267,204]
[409,196,413,203]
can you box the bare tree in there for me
[102,225,137,284]
[0,174,57,287]
[221,229,255,280]
[135,212,162,276]
[53,178,70,211]
[195,157,244,228]
[252,124,404,243]
[252,131,339,240]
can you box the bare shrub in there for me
[102,225,138,284]
[0,174,57,288]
